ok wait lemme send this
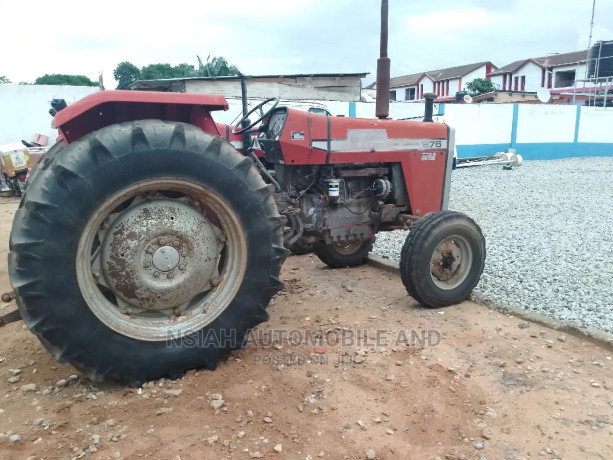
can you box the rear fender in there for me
[53,90,229,144]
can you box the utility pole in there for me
[585,0,596,79]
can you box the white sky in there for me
[2,0,613,87]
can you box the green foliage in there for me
[34,74,98,86]
[465,78,498,97]
[114,61,141,90]
[112,56,240,88]
[197,56,240,77]
[0,76,10,84]
[140,63,197,80]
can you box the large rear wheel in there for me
[9,120,287,384]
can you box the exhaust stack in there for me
[375,0,390,119]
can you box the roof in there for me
[131,73,369,89]
[388,61,495,88]
[389,72,427,88]
[491,50,587,75]
[427,61,493,81]
[533,50,587,67]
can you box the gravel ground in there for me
[373,157,613,333]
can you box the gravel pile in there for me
[373,157,613,333]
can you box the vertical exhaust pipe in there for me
[423,93,436,122]
[375,0,390,119]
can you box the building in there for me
[130,73,368,102]
[369,61,497,102]
[489,51,587,93]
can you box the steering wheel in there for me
[233,97,280,135]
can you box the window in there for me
[514,76,519,91]
[390,90,397,101]
[554,70,576,88]
[521,76,525,91]
[405,88,416,101]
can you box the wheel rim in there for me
[76,179,247,341]
[332,240,363,255]
[430,235,472,290]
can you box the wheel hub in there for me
[98,198,222,312]
[431,239,462,281]
[152,246,180,272]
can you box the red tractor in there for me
[7,5,485,384]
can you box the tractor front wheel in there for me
[314,238,374,268]
[9,120,287,384]
[400,211,485,308]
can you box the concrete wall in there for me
[0,84,99,145]
[349,101,612,160]
[2,84,611,161]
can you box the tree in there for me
[140,63,196,81]
[465,78,498,97]
[114,61,141,89]
[0,76,10,84]
[112,56,241,89]
[197,56,240,77]
[34,74,98,86]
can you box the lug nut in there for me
[167,272,174,279]
[143,261,151,269]
[146,247,154,255]
[211,277,222,287]
[157,237,164,245]
[153,271,160,278]
[178,263,187,271]
[181,252,187,257]
[218,234,227,244]
[173,240,180,247]
[93,271,101,279]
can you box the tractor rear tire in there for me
[9,120,287,385]
[314,237,374,268]
[400,211,485,308]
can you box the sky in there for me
[2,0,613,88]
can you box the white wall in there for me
[490,74,504,90]
[419,77,434,96]
[578,107,613,143]
[0,84,99,145]
[462,65,488,90]
[516,105,576,143]
[443,104,514,145]
[513,61,543,92]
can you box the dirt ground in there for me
[0,197,612,460]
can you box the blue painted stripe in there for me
[510,104,519,148]
[438,103,445,116]
[574,106,581,143]
[349,101,356,118]
[457,143,511,157]
[458,142,613,160]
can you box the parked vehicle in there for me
[6,1,486,384]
